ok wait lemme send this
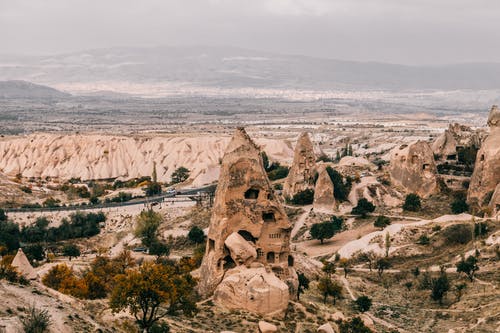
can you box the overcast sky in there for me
[1,0,500,65]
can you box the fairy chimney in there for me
[313,166,336,213]
[11,248,37,280]
[283,132,316,199]
[389,141,438,198]
[198,127,297,315]
[468,106,500,206]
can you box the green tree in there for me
[403,193,421,212]
[297,272,310,300]
[310,217,343,244]
[0,208,7,221]
[376,258,391,278]
[431,272,450,305]
[149,240,170,258]
[456,255,479,281]
[325,167,352,201]
[351,198,375,218]
[62,244,81,261]
[454,283,467,301]
[109,261,196,332]
[339,317,372,333]
[318,277,343,304]
[135,209,163,247]
[289,189,315,205]
[260,151,270,171]
[171,167,190,184]
[23,244,45,262]
[187,226,205,244]
[145,182,162,197]
[322,261,336,277]
[451,197,469,214]
[374,215,391,229]
[0,218,20,252]
[354,295,372,312]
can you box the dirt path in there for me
[291,206,312,238]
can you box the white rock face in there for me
[0,133,293,185]
[317,323,336,333]
[214,266,289,316]
[224,232,258,265]
[283,132,316,199]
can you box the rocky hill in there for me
[0,80,70,99]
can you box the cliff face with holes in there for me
[198,127,296,316]
[389,141,438,198]
[468,105,500,206]
[432,123,483,160]
[283,132,316,199]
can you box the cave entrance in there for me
[238,230,257,243]
[223,255,236,270]
[244,188,260,199]
[267,252,275,263]
[263,212,276,222]
[288,255,294,267]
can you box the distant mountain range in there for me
[0,80,70,99]
[1,46,500,94]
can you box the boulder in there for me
[389,141,438,198]
[283,132,316,199]
[224,232,257,265]
[317,322,336,333]
[214,266,290,317]
[258,321,278,333]
[468,106,500,206]
[313,167,336,213]
[198,127,297,315]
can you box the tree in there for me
[339,258,351,278]
[0,218,20,252]
[325,167,352,201]
[289,189,315,205]
[456,255,479,281]
[23,244,45,262]
[310,217,343,244]
[135,209,163,247]
[374,215,391,229]
[20,304,52,333]
[322,261,336,277]
[454,283,467,302]
[403,193,421,212]
[318,277,342,304]
[376,258,391,278]
[62,244,81,261]
[451,197,469,214]
[357,251,376,272]
[110,261,196,332]
[171,167,190,184]
[355,295,372,312]
[187,226,205,244]
[145,182,162,197]
[351,198,375,218]
[149,240,170,258]
[0,208,7,221]
[297,272,310,300]
[260,151,270,170]
[431,272,450,305]
[339,317,372,333]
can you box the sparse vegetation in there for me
[289,189,315,205]
[351,198,375,217]
[20,305,52,333]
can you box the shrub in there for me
[417,234,430,245]
[339,317,372,333]
[374,215,391,229]
[0,218,20,252]
[451,197,469,214]
[325,167,352,201]
[456,255,479,281]
[149,240,170,257]
[20,305,51,333]
[351,198,375,217]
[62,244,81,261]
[310,217,343,244]
[354,296,372,312]
[403,193,421,211]
[443,224,472,244]
[171,167,190,184]
[289,189,314,205]
[267,165,290,180]
[188,226,205,244]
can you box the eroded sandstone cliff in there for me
[283,132,316,199]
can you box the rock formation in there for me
[488,183,500,216]
[283,132,316,199]
[468,106,500,206]
[313,166,336,213]
[389,141,438,198]
[432,123,482,160]
[198,127,297,315]
[11,248,37,280]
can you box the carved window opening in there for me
[238,230,257,243]
[269,233,281,239]
[288,255,294,267]
[411,155,418,164]
[446,154,456,160]
[263,212,276,222]
[400,156,406,162]
[244,188,259,199]
[267,252,275,263]
[272,267,285,278]
[480,155,485,161]
[423,164,430,171]
[208,239,215,252]
[256,248,264,258]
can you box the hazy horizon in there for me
[2,0,500,66]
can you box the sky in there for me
[1,0,500,65]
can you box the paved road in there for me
[4,184,216,213]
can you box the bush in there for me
[374,215,391,229]
[403,193,421,211]
[267,165,290,180]
[326,167,352,201]
[149,240,170,257]
[354,295,372,312]
[289,189,315,205]
[451,197,469,214]
[62,244,81,260]
[417,234,430,245]
[171,167,190,184]
[351,198,375,217]
[443,224,472,244]
[20,305,51,333]
[339,317,372,333]
[0,218,20,252]
[188,226,205,244]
